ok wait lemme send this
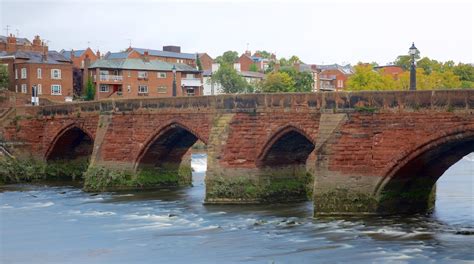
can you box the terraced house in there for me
[0,34,73,102]
[89,55,203,99]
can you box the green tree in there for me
[394,50,420,71]
[347,64,390,91]
[249,63,258,72]
[0,64,8,90]
[85,77,95,100]
[260,71,295,92]
[196,54,203,71]
[280,67,314,92]
[215,51,239,65]
[254,50,272,59]
[211,63,249,94]
[453,63,474,82]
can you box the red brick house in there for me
[108,46,197,67]
[0,35,73,103]
[198,53,214,71]
[317,64,354,91]
[0,34,46,53]
[89,57,203,100]
[60,48,100,96]
[374,65,404,80]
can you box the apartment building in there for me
[103,46,197,67]
[317,64,354,91]
[89,56,203,99]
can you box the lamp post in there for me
[409,42,418,91]
[172,65,177,97]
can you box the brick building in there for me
[0,34,73,103]
[317,64,353,91]
[102,46,197,67]
[0,34,46,53]
[61,48,100,96]
[198,53,214,71]
[237,51,275,73]
[374,65,404,80]
[89,56,203,100]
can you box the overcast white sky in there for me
[1,0,473,65]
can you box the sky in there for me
[1,0,473,65]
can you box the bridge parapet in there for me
[8,90,471,117]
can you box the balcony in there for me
[94,75,123,82]
[181,78,202,87]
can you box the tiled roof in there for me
[240,71,265,79]
[60,49,86,59]
[317,64,354,74]
[131,47,196,60]
[0,50,71,64]
[0,35,31,45]
[89,58,199,72]
[104,51,130,60]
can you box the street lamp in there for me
[409,42,418,91]
[172,65,177,97]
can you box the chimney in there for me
[163,45,181,53]
[245,50,251,56]
[96,50,101,59]
[71,49,75,59]
[7,34,16,44]
[42,49,48,62]
[143,50,149,62]
[274,62,280,72]
[32,35,42,46]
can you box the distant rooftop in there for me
[89,58,199,72]
[0,50,71,64]
[130,47,196,60]
[0,35,31,45]
[317,63,354,74]
[60,49,87,60]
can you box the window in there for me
[15,85,18,92]
[186,87,195,96]
[138,85,148,94]
[157,86,167,93]
[157,72,167,78]
[138,71,148,79]
[127,85,131,93]
[21,68,27,79]
[100,70,108,75]
[51,85,62,95]
[21,84,27,93]
[81,60,84,68]
[51,69,61,79]
[177,59,184,64]
[100,84,109,92]
[37,68,42,79]
[186,73,194,79]
[37,84,42,95]
[337,80,343,88]
[15,69,18,79]
[128,71,131,77]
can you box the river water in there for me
[1,153,473,263]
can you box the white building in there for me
[203,63,265,95]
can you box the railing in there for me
[94,75,123,82]
[181,78,202,87]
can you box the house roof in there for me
[89,58,199,72]
[0,50,71,64]
[60,49,87,59]
[104,51,129,60]
[130,47,196,60]
[0,35,32,45]
[317,63,353,75]
[240,71,265,79]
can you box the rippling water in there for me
[0,153,473,263]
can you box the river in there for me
[0,153,473,263]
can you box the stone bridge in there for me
[1,90,473,215]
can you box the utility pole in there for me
[4,25,10,35]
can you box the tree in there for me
[346,64,396,91]
[254,50,272,59]
[196,54,203,71]
[0,64,8,90]
[249,63,258,72]
[210,63,249,94]
[394,50,420,71]
[85,77,95,100]
[288,55,302,65]
[280,67,314,92]
[215,51,239,65]
[453,63,474,82]
[259,71,295,93]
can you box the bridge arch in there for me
[44,123,94,180]
[134,121,206,186]
[255,125,316,202]
[375,127,474,214]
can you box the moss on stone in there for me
[314,189,378,215]
[0,157,89,184]
[206,171,313,203]
[83,163,193,192]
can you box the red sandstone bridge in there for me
[1,90,473,215]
